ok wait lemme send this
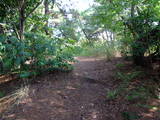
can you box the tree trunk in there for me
[82,29,92,45]
[19,10,25,40]
[0,24,4,34]
[0,25,4,72]
[131,0,135,18]
[19,1,25,40]
[130,0,146,66]
[44,0,50,35]
[133,52,145,66]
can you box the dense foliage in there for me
[91,0,160,66]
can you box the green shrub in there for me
[0,33,75,78]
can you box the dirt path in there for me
[2,57,125,120]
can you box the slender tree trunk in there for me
[19,0,25,40]
[0,24,4,34]
[131,0,135,18]
[19,9,25,40]
[0,24,4,71]
[82,29,92,44]
[44,0,50,35]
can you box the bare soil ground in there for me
[0,57,159,120]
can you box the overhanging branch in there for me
[25,0,43,20]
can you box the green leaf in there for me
[0,91,5,98]
[20,72,31,78]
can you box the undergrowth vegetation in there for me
[107,62,160,119]
[108,64,159,101]
[108,71,145,99]
[0,33,75,78]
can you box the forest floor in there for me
[0,56,160,120]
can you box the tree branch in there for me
[12,24,20,39]
[25,0,43,20]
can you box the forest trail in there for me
[2,57,125,120]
